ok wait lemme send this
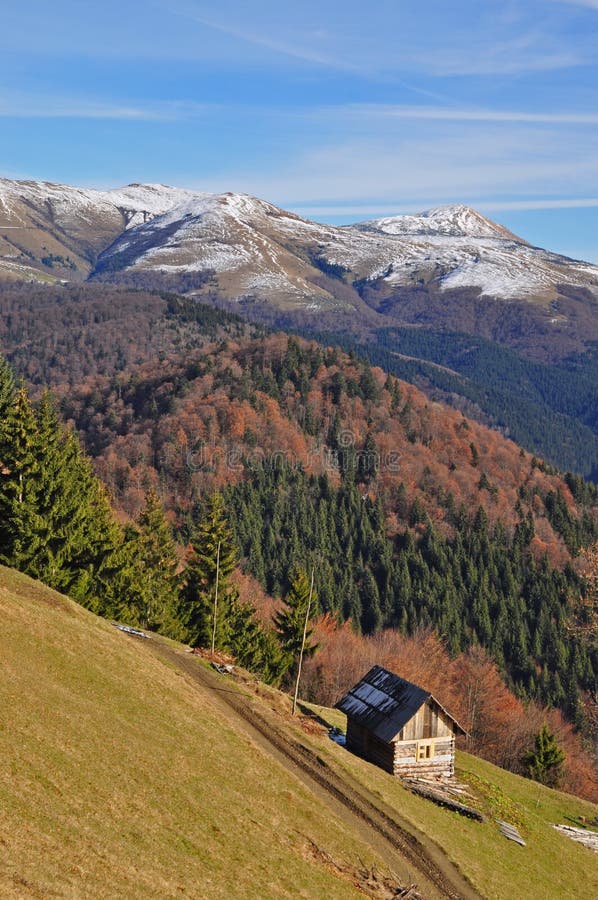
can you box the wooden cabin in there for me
[335,665,466,778]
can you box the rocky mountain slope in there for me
[2,177,598,314]
[0,179,194,282]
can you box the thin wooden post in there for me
[292,568,314,716]
[211,540,221,655]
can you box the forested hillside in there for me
[305,325,598,481]
[2,278,597,479]
[0,282,254,388]
[1,331,598,796]
[47,332,596,734]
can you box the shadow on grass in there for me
[296,702,339,731]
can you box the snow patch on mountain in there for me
[357,205,521,241]
[2,177,598,306]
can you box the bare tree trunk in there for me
[292,568,314,716]
[211,541,221,655]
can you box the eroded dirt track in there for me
[146,640,481,900]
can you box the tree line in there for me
[0,356,313,688]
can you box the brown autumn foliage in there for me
[572,540,598,641]
[53,333,593,569]
[301,617,598,802]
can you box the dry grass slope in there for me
[2,564,597,899]
[307,706,598,900]
[0,566,388,899]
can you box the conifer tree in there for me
[0,387,42,565]
[524,724,565,787]
[179,493,238,647]
[0,381,125,614]
[25,393,105,595]
[274,568,318,682]
[225,595,284,684]
[0,354,15,421]
[119,489,180,631]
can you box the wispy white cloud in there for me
[332,104,598,125]
[550,0,598,8]
[479,197,598,211]
[5,92,598,128]
[180,14,365,72]
[0,92,215,121]
[291,198,598,219]
[194,124,598,213]
[406,35,585,76]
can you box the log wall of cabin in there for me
[346,720,395,775]
[392,736,456,778]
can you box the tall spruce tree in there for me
[0,377,126,615]
[225,594,285,684]
[0,387,42,566]
[179,493,238,647]
[274,567,318,682]
[118,489,180,631]
[0,354,15,422]
[24,392,113,597]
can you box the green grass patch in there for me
[299,709,598,900]
[0,567,385,899]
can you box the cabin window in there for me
[416,741,435,760]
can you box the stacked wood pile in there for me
[401,776,484,821]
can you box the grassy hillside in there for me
[309,705,598,900]
[0,566,395,899]
[2,565,597,899]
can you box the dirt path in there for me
[145,639,482,900]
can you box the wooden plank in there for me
[553,825,598,852]
[497,820,526,846]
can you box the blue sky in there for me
[2,0,598,260]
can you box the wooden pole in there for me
[292,568,314,716]
[211,540,221,655]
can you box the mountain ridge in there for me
[2,177,598,308]
[1,176,597,478]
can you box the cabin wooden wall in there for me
[396,702,453,742]
[392,737,455,778]
[346,721,395,775]
[346,720,456,778]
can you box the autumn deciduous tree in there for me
[300,617,598,801]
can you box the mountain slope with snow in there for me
[0,179,195,282]
[1,177,598,315]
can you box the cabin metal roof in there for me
[335,665,466,743]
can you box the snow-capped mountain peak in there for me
[0,176,597,308]
[356,204,522,241]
